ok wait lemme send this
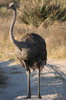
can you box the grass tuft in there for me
[19,0,66,27]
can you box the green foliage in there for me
[0,0,20,6]
[0,7,7,17]
[0,0,20,18]
[19,0,66,27]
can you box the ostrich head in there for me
[8,3,16,11]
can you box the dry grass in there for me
[0,17,66,60]
[19,0,66,27]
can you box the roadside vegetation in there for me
[0,0,66,60]
[19,0,66,27]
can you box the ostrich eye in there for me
[11,5,16,10]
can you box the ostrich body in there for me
[8,3,47,98]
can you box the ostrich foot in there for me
[38,95,42,99]
[25,95,31,99]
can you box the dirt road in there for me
[0,59,66,100]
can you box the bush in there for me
[0,7,7,17]
[19,0,66,27]
[0,0,20,18]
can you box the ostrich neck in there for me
[10,9,19,47]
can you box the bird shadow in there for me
[27,64,66,100]
[40,64,66,100]
[0,60,66,100]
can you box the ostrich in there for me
[7,3,47,98]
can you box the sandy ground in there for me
[0,59,66,100]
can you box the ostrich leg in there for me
[38,67,42,98]
[26,70,31,98]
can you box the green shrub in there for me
[0,7,7,17]
[0,0,20,18]
[19,0,66,27]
